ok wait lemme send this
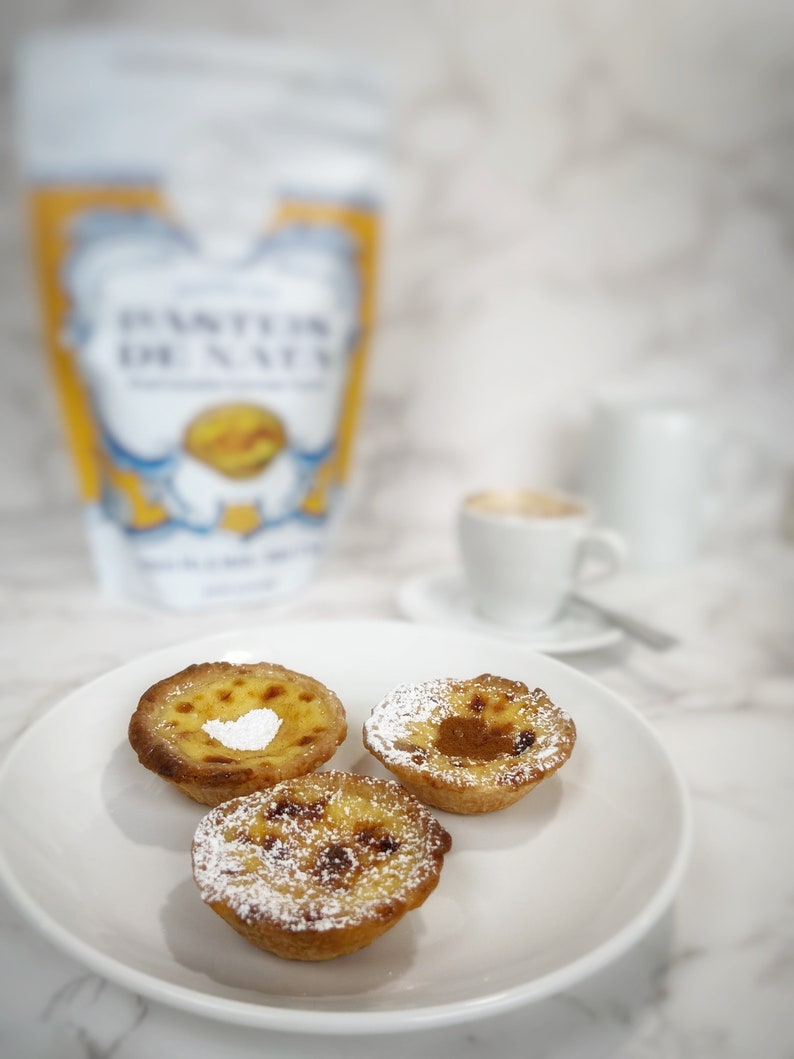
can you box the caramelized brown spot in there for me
[297,735,314,746]
[218,689,232,701]
[266,797,327,820]
[263,684,284,701]
[261,835,288,857]
[299,692,314,702]
[233,678,245,686]
[434,715,514,761]
[356,826,400,854]
[314,844,355,887]
[175,701,194,713]
[513,729,536,754]
[204,755,234,764]
[468,694,486,713]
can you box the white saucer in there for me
[397,568,624,654]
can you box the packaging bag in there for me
[16,30,387,609]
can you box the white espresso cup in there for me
[458,489,624,629]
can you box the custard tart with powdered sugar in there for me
[191,770,452,960]
[363,673,576,814]
[128,661,346,806]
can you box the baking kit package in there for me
[16,31,387,609]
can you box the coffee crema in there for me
[464,490,585,519]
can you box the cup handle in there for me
[576,527,625,584]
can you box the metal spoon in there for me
[571,594,678,651]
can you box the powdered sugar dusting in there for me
[202,707,281,751]
[192,772,450,933]
[363,675,576,789]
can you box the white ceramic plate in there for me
[398,568,624,654]
[0,621,690,1035]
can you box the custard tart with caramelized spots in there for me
[191,770,451,960]
[128,661,346,806]
[363,674,576,814]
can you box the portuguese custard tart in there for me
[191,770,452,960]
[128,661,347,806]
[363,673,576,814]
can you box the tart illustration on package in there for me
[183,404,287,481]
[17,31,387,609]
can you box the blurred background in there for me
[2,0,793,570]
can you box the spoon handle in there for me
[572,594,678,651]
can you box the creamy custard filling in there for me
[155,674,332,765]
[364,674,576,788]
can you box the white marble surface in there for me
[1,513,793,1059]
[1,1,794,1056]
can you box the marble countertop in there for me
[1,503,793,1058]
